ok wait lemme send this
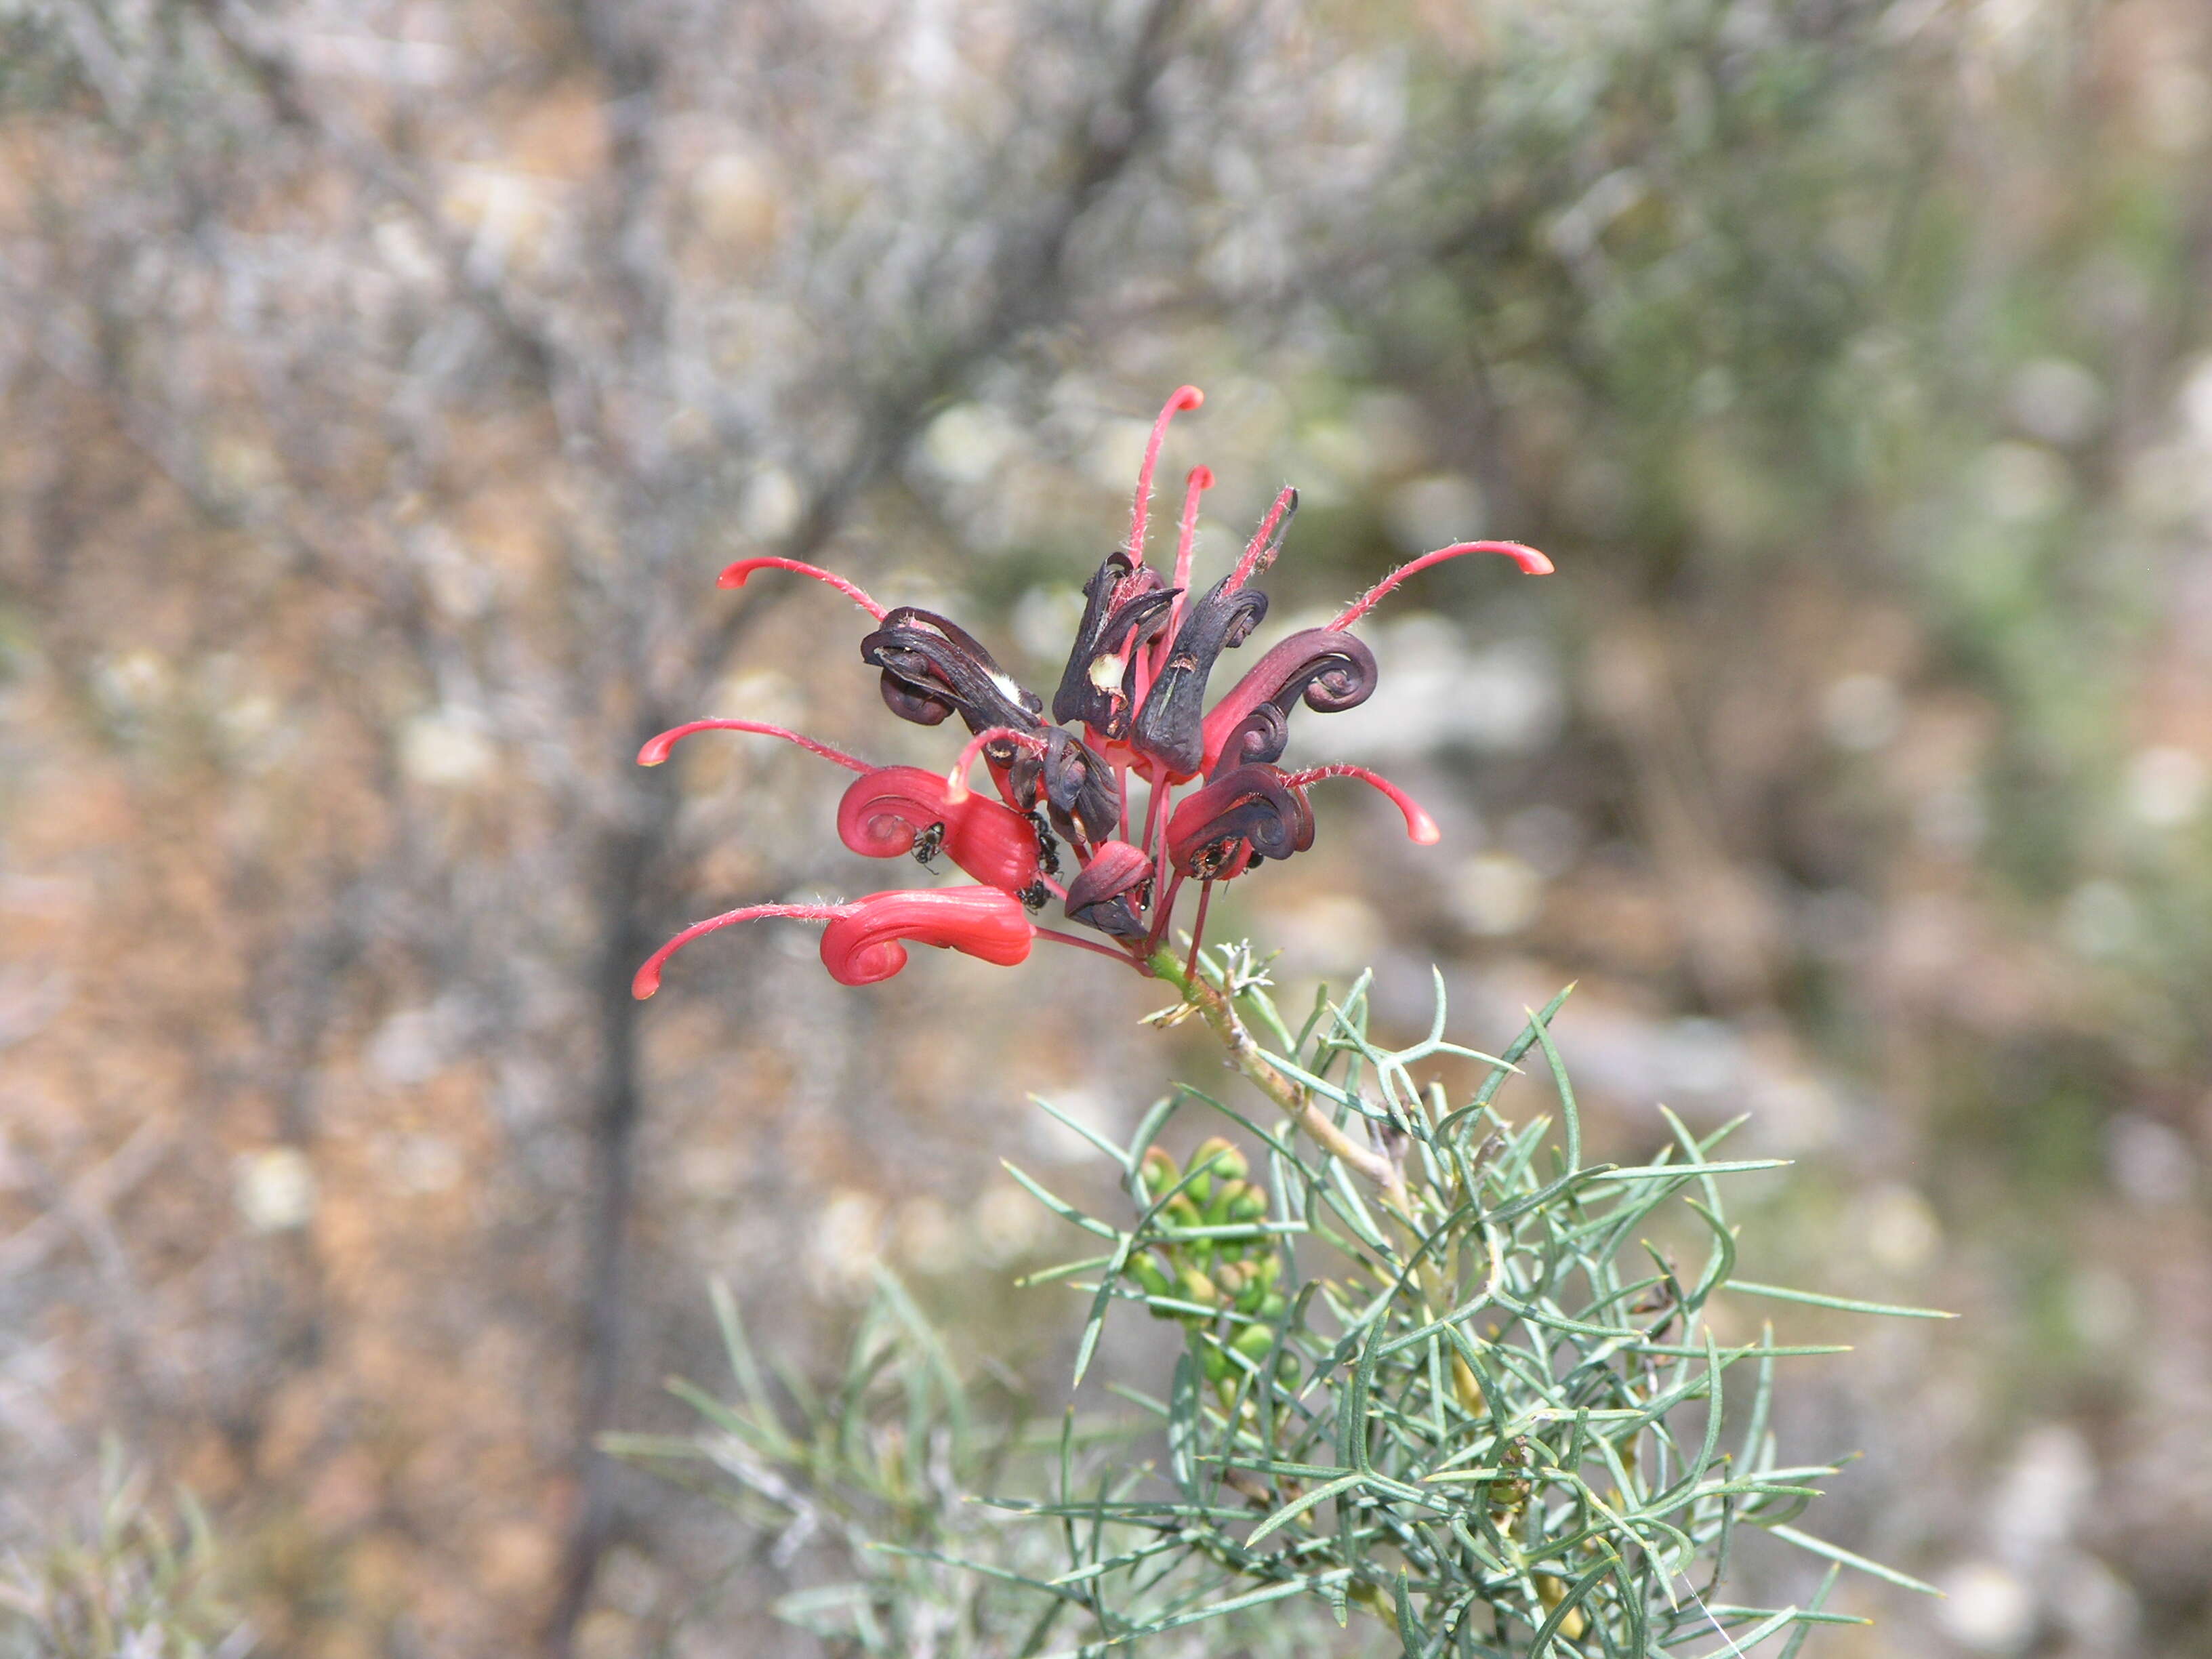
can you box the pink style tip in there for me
[715,556,888,621]
[632,902,852,998]
[636,719,872,772]
[1127,385,1206,567]
[1329,541,1555,631]
[1282,764,1442,844]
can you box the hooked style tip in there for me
[714,556,889,620]
[1188,464,1214,489]
[1328,539,1553,630]
[1282,763,1441,846]
[632,901,849,998]
[634,719,872,773]
[1130,386,1208,565]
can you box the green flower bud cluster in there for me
[1126,1138,1293,1392]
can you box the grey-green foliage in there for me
[605,1275,1036,1656]
[998,956,1944,1654]
[611,1276,1320,1658]
[631,958,1942,1656]
[0,1441,247,1659]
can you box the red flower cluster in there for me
[634,387,1551,997]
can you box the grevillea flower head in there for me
[636,386,1552,996]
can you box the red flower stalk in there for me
[634,384,1553,998]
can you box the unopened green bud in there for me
[1162,1195,1202,1231]
[1139,1146,1179,1195]
[1205,1177,1245,1223]
[1232,1324,1275,1363]
[1227,1184,1267,1223]
[1200,1340,1232,1382]
[1178,1266,1220,1307]
[1214,1260,1248,1297]
[1192,1136,1248,1183]
[1234,1275,1267,1313]
[1275,1351,1301,1383]
[1254,1254,1282,1288]
[1257,1292,1287,1321]
[1127,1254,1173,1301]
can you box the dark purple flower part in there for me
[861,606,1044,736]
[1129,571,1271,780]
[1061,839,1155,941]
[1052,550,1177,737]
[1165,762,1313,879]
[1197,626,1378,777]
[635,386,1553,998]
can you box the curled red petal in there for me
[1282,764,1441,844]
[1196,628,1378,775]
[638,718,871,771]
[634,902,852,998]
[1128,385,1204,567]
[716,556,888,621]
[819,887,1033,985]
[836,766,1040,892]
[1164,763,1313,878]
[1328,541,1552,631]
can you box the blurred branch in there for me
[547,5,1193,1650]
[185,0,564,393]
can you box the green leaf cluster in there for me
[0,1440,243,1659]
[630,959,1944,1656]
[994,960,1941,1654]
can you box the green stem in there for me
[1148,949,1412,1216]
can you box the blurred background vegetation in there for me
[0,0,2207,1654]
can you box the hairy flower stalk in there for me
[634,383,1551,998]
